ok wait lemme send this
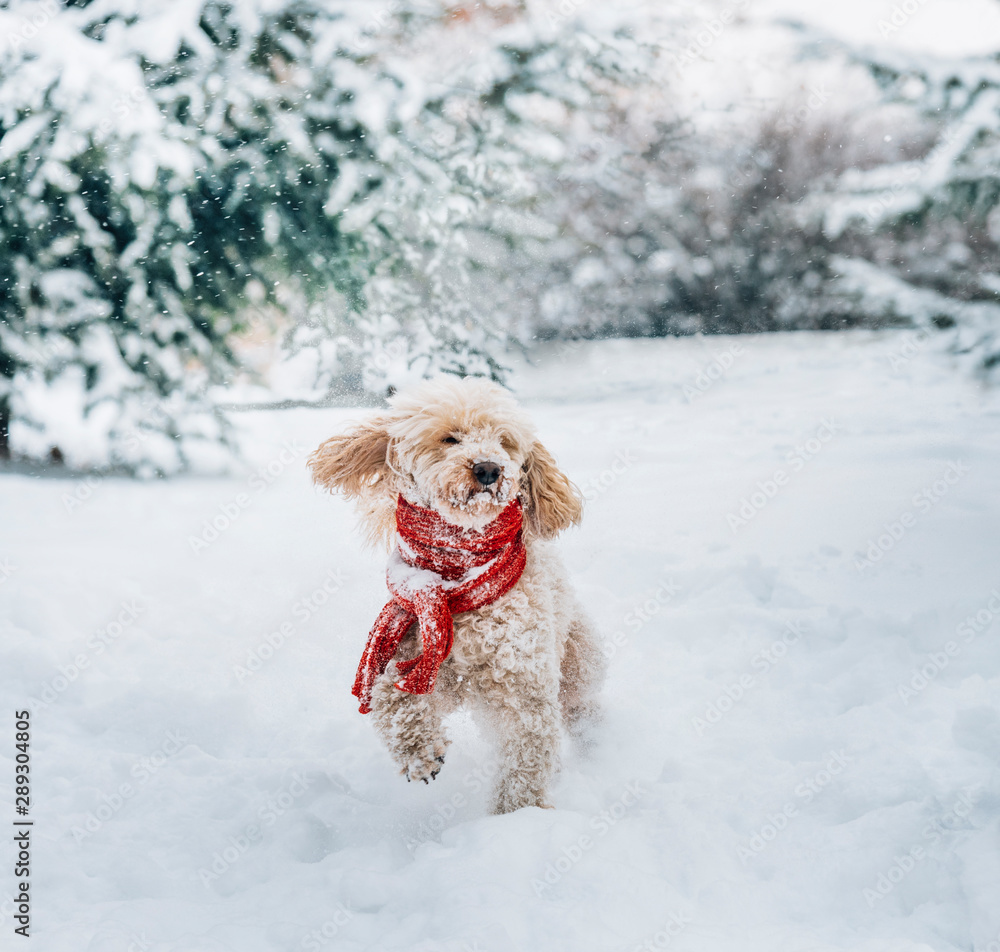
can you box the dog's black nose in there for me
[472,462,502,487]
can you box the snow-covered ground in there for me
[2,330,1000,952]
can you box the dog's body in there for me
[309,377,603,813]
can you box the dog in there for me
[308,376,604,814]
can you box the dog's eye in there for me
[441,435,460,445]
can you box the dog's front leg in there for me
[369,663,451,783]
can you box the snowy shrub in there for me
[801,47,1000,373]
[501,22,998,361]
[513,91,922,341]
[489,33,940,345]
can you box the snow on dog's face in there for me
[309,376,583,541]
[385,378,532,530]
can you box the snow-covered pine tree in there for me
[0,0,661,458]
[0,0,395,471]
[280,0,661,396]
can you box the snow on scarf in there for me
[352,494,527,714]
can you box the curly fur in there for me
[309,376,604,813]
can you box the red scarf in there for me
[352,495,527,714]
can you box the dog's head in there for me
[309,376,582,542]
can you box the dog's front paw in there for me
[401,745,447,784]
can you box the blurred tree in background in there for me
[0,0,997,472]
[0,0,656,469]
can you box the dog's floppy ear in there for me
[521,441,583,539]
[308,416,395,499]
